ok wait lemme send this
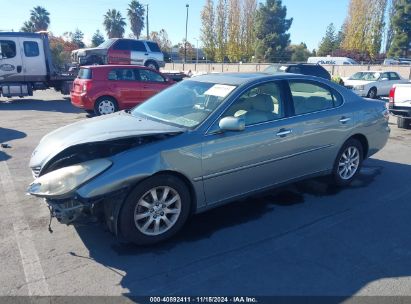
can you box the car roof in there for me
[190,72,323,85]
[81,65,152,70]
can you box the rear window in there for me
[23,41,39,57]
[78,68,92,79]
[146,42,161,52]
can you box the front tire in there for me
[367,87,377,99]
[332,139,363,186]
[119,175,191,245]
[94,96,119,116]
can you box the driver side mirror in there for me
[219,116,245,132]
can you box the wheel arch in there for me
[152,170,198,215]
[349,133,369,159]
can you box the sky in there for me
[0,0,350,51]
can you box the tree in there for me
[227,0,242,62]
[149,29,172,52]
[49,35,78,70]
[388,0,411,57]
[342,0,387,60]
[103,9,126,38]
[317,23,337,56]
[177,40,196,61]
[71,28,85,48]
[200,0,216,62]
[215,0,228,62]
[29,6,50,31]
[289,43,311,62]
[21,6,50,32]
[127,0,145,39]
[385,0,399,52]
[91,30,105,47]
[254,0,293,62]
[21,21,35,32]
[241,0,257,61]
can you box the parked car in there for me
[70,65,174,115]
[28,73,390,245]
[71,38,165,70]
[343,71,409,99]
[263,63,331,80]
[389,84,411,129]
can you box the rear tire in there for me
[145,61,159,71]
[119,174,191,245]
[94,96,119,116]
[332,138,363,186]
[397,117,411,129]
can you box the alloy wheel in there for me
[338,146,360,180]
[134,186,182,236]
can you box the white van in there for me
[307,56,358,65]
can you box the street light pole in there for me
[146,4,149,39]
[184,4,189,63]
[194,38,199,64]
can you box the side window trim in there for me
[0,40,17,59]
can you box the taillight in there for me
[389,86,395,104]
[82,81,92,92]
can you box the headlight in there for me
[27,159,112,198]
[354,85,365,90]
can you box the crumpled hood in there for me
[30,111,184,168]
[344,79,374,87]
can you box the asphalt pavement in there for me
[1,90,411,300]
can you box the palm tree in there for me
[29,6,50,31]
[103,9,126,38]
[21,21,35,32]
[127,0,145,39]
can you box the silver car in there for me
[28,73,390,245]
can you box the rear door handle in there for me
[339,117,351,123]
[276,129,292,137]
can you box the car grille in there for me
[32,166,41,178]
[345,85,353,90]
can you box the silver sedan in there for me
[28,73,390,245]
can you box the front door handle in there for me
[339,117,351,124]
[276,129,292,137]
[17,65,22,73]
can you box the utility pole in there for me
[146,4,149,39]
[184,4,189,63]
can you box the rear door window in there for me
[108,68,138,81]
[138,69,165,82]
[146,42,161,52]
[289,81,342,115]
[389,72,400,80]
[129,40,147,52]
[0,40,16,59]
[23,41,39,57]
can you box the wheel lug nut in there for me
[162,204,166,208]
[155,203,159,206]
[160,212,164,216]
[153,215,157,219]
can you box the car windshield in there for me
[131,80,237,128]
[97,39,115,49]
[349,72,380,81]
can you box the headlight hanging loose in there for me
[27,159,112,198]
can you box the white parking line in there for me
[0,160,50,296]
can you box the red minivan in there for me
[71,65,174,115]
